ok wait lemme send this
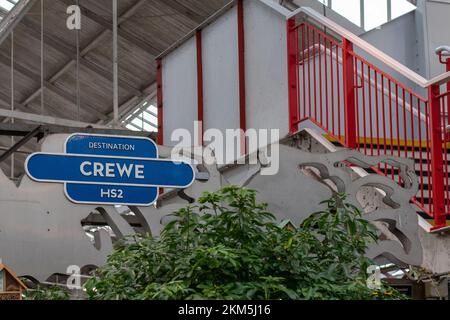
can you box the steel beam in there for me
[131,114,158,129]
[157,0,204,24]
[0,53,108,121]
[0,109,109,128]
[0,125,43,163]
[100,83,157,126]
[19,20,142,98]
[0,122,156,138]
[113,0,119,126]
[17,0,150,124]
[0,0,36,46]
[0,146,30,155]
[0,93,75,124]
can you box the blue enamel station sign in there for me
[25,134,195,206]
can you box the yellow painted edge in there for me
[324,135,450,149]
[425,219,450,227]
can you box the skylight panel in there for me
[0,0,15,12]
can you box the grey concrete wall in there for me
[419,227,450,274]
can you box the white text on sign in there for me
[101,188,124,199]
[80,162,145,179]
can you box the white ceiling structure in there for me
[0,0,230,178]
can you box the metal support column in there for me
[196,30,204,146]
[10,31,14,179]
[40,0,44,115]
[237,0,246,154]
[429,84,447,230]
[342,38,357,149]
[76,0,81,120]
[156,59,163,145]
[286,18,299,134]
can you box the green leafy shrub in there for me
[24,285,70,300]
[85,186,405,300]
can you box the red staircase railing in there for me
[287,15,450,230]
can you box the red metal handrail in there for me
[287,20,449,230]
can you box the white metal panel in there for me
[162,38,198,147]
[244,0,289,138]
[202,6,240,133]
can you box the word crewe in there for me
[88,142,136,151]
[80,161,144,179]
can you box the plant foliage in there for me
[24,285,70,300]
[85,186,405,300]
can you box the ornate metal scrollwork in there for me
[0,134,423,282]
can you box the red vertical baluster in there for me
[324,38,329,133]
[442,96,449,214]
[196,31,204,146]
[156,59,164,145]
[446,60,450,214]
[318,34,323,127]
[395,84,401,185]
[373,70,381,162]
[287,19,299,134]
[301,25,306,120]
[429,84,446,229]
[296,27,301,124]
[409,93,415,161]
[361,61,367,154]
[368,67,374,156]
[355,59,360,150]
[425,99,432,213]
[336,45,341,141]
[307,27,312,119]
[395,84,401,159]
[388,80,394,179]
[342,39,356,148]
[417,99,425,208]
[381,75,387,175]
[402,89,408,161]
[330,41,337,135]
[375,71,380,162]
[408,93,417,203]
[312,29,317,121]
[446,60,450,212]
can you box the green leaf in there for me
[81,186,406,301]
